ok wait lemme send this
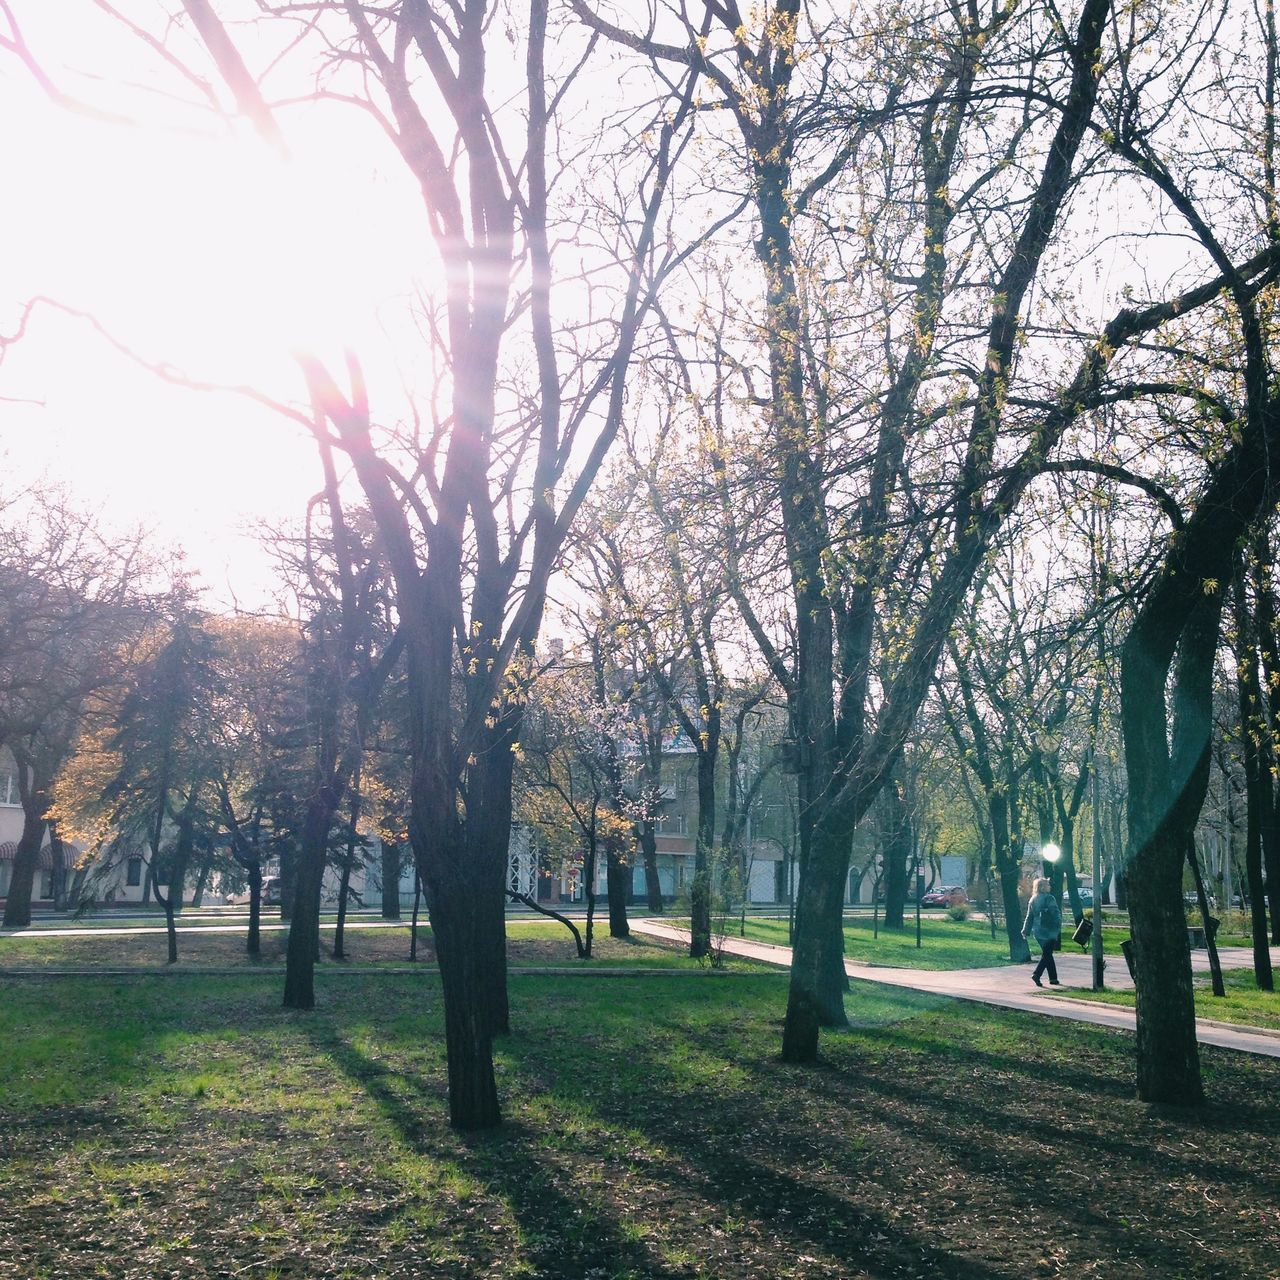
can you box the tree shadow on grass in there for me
[304,1023,690,1280]
[500,1034,1022,1279]
[723,1016,1280,1277]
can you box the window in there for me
[154,860,170,886]
[39,869,53,899]
[0,862,10,897]
[0,773,18,807]
[126,858,143,887]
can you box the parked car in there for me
[1075,887,1094,908]
[920,886,967,908]
[262,876,282,906]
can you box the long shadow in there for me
[305,1022,690,1280]
[502,1028,1021,1278]
[500,982,1280,1280]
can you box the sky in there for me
[0,3,436,609]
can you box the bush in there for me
[946,902,972,921]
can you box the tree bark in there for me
[689,749,716,958]
[637,820,664,913]
[605,843,631,938]
[1,755,48,928]
[380,840,402,919]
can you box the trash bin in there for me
[1071,916,1092,949]
[1120,938,1136,980]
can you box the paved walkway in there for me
[630,920,1280,1060]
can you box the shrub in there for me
[946,902,972,921]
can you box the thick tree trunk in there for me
[1121,594,1220,1106]
[381,841,402,919]
[781,818,853,1061]
[606,844,630,938]
[283,795,336,1010]
[638,822,664,913]
[246,862,262,957]
[991,792,1032,961]
[430,886,502,1130]
[689,750,716,958]
[1,805,47,928]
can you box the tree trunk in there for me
[781,817,853,1061]
[246,861,262,957]
[48,824,68,912]
[191,856,211,907]
[409,866,421,961]
[879,773,911,929]
[1,804,47,928]
[638,821,664,913]
[333,800,360,961]
[430,885,502,1131]
[991,790,1032,962]
[605,844,630,938]
[283,793,336,1010]
[689,749,716,958]
[381,840,402,919]
[1236,571,1275,991]
[1121,593,1221,1107]
[1187,836,1224,998]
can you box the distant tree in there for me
[0,487,151,927]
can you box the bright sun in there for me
[0,47,434,606]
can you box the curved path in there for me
[629,920,1280,1060]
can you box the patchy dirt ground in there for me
[1,972,1276,1279]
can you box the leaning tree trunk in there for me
[1187,836,1224,998]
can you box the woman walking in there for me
[1023,877,1062,987]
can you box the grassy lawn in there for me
[1058,967,1280,1031]
[0,920,765,972]
[726,914,1021,969]
[1,972,1277,1279]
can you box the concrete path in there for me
[630,920,1280,1060]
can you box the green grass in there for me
[725,913,1022,969]
[1060,967,1280,1031]
[0,918,769,972]
[2,970,1278,1279]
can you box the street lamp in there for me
[1041,841,1061,869]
